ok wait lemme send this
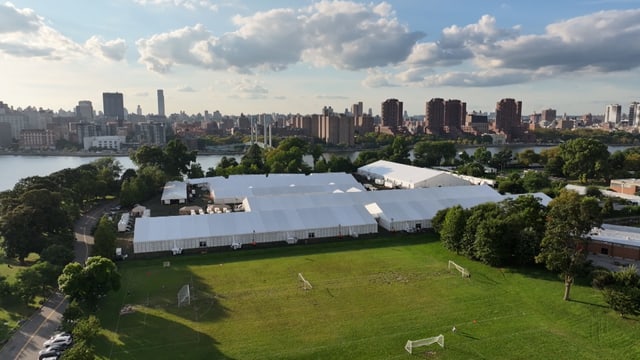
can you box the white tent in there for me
[161,181,188,204]
[133,204,378,253]
[357,160,471,189]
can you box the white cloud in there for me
[399,9,640,87]
[177,85,196,92]
[0,3,127,62]
[85,36,127,61]
[227,78,269,99]
[361,69,397,88]
[133,0,219,11]
[135,1,424,73]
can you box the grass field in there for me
[0,250,41,343]
[95,234,640,360]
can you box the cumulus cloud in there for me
[85,36,127,61]
[136,0,424,73]
[227,79,269,99]
[362,69,398,88]
[0,2,40,33]
[0,3,127,62]
[177,85,196,92]
[133,0,219,12]
[399,9,640,87]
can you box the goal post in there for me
[405,334,444,354]
[177,284,191,307]
[298,273,312,290]
[448,260,470,278]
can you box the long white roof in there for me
[134,204,376,243]
[590,223,640,247]
[202,173,364,201]
[357,159,470,187]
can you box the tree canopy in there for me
[535,190,602,301]
[58,256,121,311]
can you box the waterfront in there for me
[0,144,634,192]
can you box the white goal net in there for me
[298,273,312,290]
[177,284,191,307]
[448,260,470,278]
[404,334,444,354]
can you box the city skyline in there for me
[2,1,640,116]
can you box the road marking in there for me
[15,296,66,357]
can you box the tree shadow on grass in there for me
[97,310,235,360]
[568,298,609,309]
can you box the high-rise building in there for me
[444,99,466,132]
[352,102,363,118]
[75,100,94,120]
[424,98,444,134]
[102,92,124,126]
[157,89,165,116]
[136,105,142,116]
[629,102,640,126]
[494,98,522,140]
[605,104,622,124]
[541,108,556,122]
[381,98,403,128]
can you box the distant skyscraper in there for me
[444,99,466,131]
[102,92,124,126]
[494,98,523,140]
[157,89,165,116]
[541,108,556,122]
[352,101,363,118]
[381,98,403,128]
[136,105,142,116]
[75,100,94,120]
[425,98,445,134]
[605,104,622,124]
[629,102,640,126]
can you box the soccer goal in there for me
[177,284,191,307]
[448,260,470,278]
[298,273,313,290]
[404,334,444,354]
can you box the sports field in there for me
[95,234,640,359]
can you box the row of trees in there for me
[435,190,603,301]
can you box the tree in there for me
[593,265,640,317]
[92,216,117,259]
[535,190,602,301]
[473,146,492,165]
[40,244,75,268]
[58,256,121,311]
[489,148,512,172]
[60,339,95,360]
[559,138,610,182]
[163,139,198,178]
[326,155,355,173]
[521,171,551,193]
[15,261,59,304]
[384,136,411,164]
[517,149,541,167]
[439,206,468,254]
[413,141,456,167]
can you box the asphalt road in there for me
[0,200,116,360]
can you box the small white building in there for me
[357,160,471,189]
[83,135,125,151]
[161,181,187,204]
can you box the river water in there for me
[0,145,632,192]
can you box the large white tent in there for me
[134,171,551,254]
[357,160,471,189]
[195,173,365,204]
[133,204,377,253]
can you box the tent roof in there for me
[134,204,377,243]
[202,173,364,201]
[358,160,466,187]
[161,181,187,202]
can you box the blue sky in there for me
[2,0,640,117]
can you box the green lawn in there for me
[0,250,41,343]
[95,235,640,360]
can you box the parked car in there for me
[43,334,72,348]
[38,348,62,360]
